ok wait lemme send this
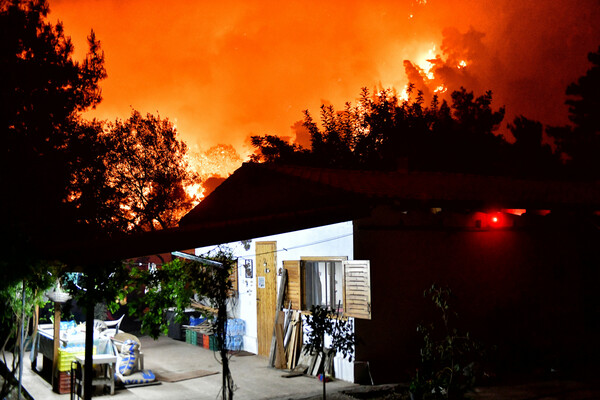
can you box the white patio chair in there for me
[103,314,125,336]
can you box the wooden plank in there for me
[297,344,311,370]
[283,313,293,348]
[289,312,304,369]
[274,320,286,369]
[291,317,302,369]
[268,269,287,366]
[286,313,298,369]
[311,353,323,376]
[190,299,218,315]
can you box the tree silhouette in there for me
[0,4,202,397]
[1,2,199,281]
[101,110,199,232]
[250,134,310,164]
[507,116,561,178]
[251,85,517,175]
[0,0,106,285]
[547,45,600,179]
[0,2,107,397]
[66,111,198,235]
[251,80,580,179]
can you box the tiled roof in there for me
[267,164,600,206]
[46,163,600,264]
[182,163,600,228]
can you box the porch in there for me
[18,334,356,400]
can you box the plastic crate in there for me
[57,371,72,394]
[185,329,198,345]
[58,347,96,372]
[197,333,204,346]
[203,334,209,349]
[225,335,243,351]
[209,335,220,351]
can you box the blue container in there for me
[190,316,206,326]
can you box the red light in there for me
[488,212,503,227]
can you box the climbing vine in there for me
[122,246,236,399]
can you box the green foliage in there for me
[409,285,484,400]
[0,1,197,396]
[0,274,54,399]
[64,261,129,315]
[121,248,236,398]
[303,305,355,362]
[303,304,355,400]
[120,247,235,339]
[120,259,193,338]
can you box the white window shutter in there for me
[343,260,371,319]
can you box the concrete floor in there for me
[16,336,600,400]
[19,335,356,400]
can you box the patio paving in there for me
[16,335,600,400]
[20,334,357,400]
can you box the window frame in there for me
[283,257,371,320]
[301,256,347,312]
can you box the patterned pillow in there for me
[116,339,139,376]
[116,369,155,385]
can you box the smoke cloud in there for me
[49,0,600,156]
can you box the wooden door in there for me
[256,241,277,356]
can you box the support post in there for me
[52,302,61,393]
[18,281,25,400]
[84,302,94,400]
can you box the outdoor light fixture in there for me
[486,211,514,229]
[171,251,223,268]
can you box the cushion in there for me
[115,369,155,385]
[116,339,139,376]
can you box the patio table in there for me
[73,354,117,397]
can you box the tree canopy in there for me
[251,85,526,175]
[0,0,107,284]
[252,44,600,180]
[0,1,198,287]
[547,45,600,178]
[250,84,580,179]
[96,111,198,233]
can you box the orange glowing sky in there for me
[50,0,600,158]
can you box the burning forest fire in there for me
[46,0,600,189]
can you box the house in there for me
[48,162,600,386]
[177,162,600,384]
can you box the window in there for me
[304,259,345,312]
[283,258,371,319]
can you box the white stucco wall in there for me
[194,221,355,380]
